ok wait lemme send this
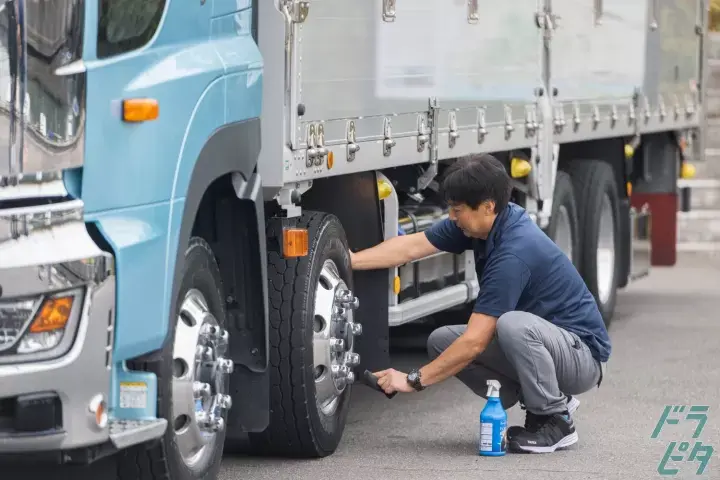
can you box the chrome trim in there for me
[0,0,86,179]
[0,206,117,451]
[0,198,83,246]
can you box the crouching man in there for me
[349,153,611,453]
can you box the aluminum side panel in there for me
[550,0,648,102]
[292,0,543,148]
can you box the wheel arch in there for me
[145,117,271,434]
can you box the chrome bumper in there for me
[0,199,116,453]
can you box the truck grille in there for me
[0,0,86,181]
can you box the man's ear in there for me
[483,200,496,215]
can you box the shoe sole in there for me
[509,431,579,454]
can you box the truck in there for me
[0,0,708,477]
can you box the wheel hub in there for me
[172,289,234,468]
[554,205,574,262]
[313,259,362,416]
[597,194,616,305]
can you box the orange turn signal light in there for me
[283,228,309,257]
[122,98,159,123]
[29,295,73,333]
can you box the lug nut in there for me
[341,296,359,310]
[345,352,360,367]
[202,324,219,337]
[210,415,225,432]
[216,393,232,410]
[196,345,214,361]
[329,338,345,352]
[196,410,210,428]
[216,357,234,374]
[193,381,212,399]
[346,371,356,384]
[349,322,363,336]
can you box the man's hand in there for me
[374,368,415,395]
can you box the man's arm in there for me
[352,217,472,271]
[418,252,531,387]
[351,232,439,270]
[418,312,497,386]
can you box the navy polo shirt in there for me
[424,202,611,363]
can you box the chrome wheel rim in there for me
[312,259,362,417]
[172,289,234,469]
[596,194,616,305]
[554,205,574,262]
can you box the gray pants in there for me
[427,311,602,415]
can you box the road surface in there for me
[220,252,720,480]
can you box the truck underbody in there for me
[0,0,709,478]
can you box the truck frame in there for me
[0,0,708,478]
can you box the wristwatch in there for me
[406,368,425,391]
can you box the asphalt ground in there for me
[220,252,720,480]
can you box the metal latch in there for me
[383,117,396,156]
[417,116,429,152]
[477,107,487,144]
[467,0,479,24]
[306,123,327,167]
[525,105,539,137]
[346,121,360,162]
[382,0,396,22]
[448,111,459,148]
[504,105,514,139]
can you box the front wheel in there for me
[248,211,361,458]
[118,237,233,480]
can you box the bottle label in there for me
[480,420,507,453]
[480,422,493,452]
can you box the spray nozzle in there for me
[486,379,501,398]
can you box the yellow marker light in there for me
[377,179,392,200]
[393,276,400,295]
[624,144,634,159]
[626,181,632,197]
[510,157,532,178]
[327,151,334,170]
[122,98,159,123]
[283,228,309,258]
[29,295,73,333]
[681,162,696,179]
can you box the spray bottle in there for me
[479,379,507,456]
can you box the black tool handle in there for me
[363,370,397,399]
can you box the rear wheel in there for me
[567,160,621,326]
[545,171,581,270]
[248,211,362,457]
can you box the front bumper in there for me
[0,199,116,453]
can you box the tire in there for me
[545,171,581,270]
[566,160,621,326]
[248,211,360,458]
[117,237,232,480]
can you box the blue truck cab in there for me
[0,0,290,477]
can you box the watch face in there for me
[408,372,417,383]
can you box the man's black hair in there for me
[439,153,512,213]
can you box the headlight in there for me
[0,288,83,360]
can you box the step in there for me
[109,418,168,450]
[677,210,720,243]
